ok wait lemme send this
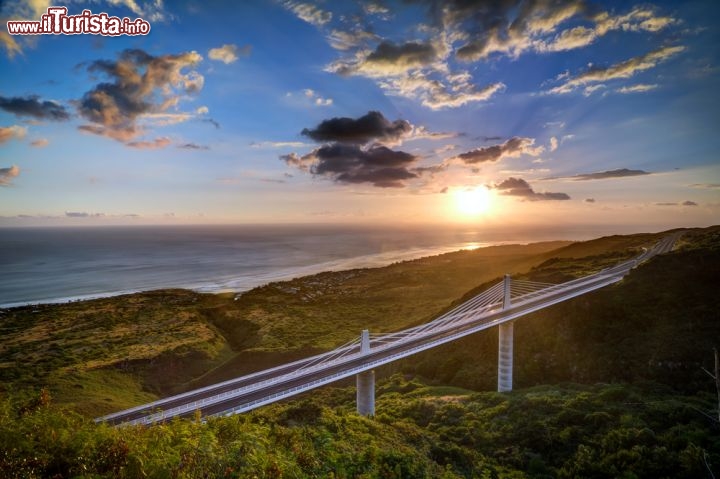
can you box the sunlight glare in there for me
[453,186,493,218]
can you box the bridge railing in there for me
[105,238,672,425]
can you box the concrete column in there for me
[497,322,514,392]
[498,275,514,392]
[356,329,375,416]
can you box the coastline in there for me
[0,240,505,310]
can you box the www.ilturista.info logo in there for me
[7,6,151,36]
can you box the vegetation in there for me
[394,226,720,395]
[0,225,718,477]
[1,379,717,478]
[1,240,572,414]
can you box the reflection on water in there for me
[0,223,618,308]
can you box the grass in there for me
[0,228,692,416]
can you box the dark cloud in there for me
[77,48,203,142]
[365,40,437,67]
[285,111,425,188]
[178,143,210,150]
[0,95,69,121]
[329,40,438,77]
[456,137,543,164]
[656,202,677,206]
[682,200,698,206]
[570,168,651,180]
[301,110,411,145]
[494,177,570,201]
[299,144,419,188]
[585,198,596,203]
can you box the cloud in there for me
[77,48,203,142]
[208,44,251,64]
[494,177,570,201]
[305,144,419,188]
[78,124,139,142]
[583,84,606,96]
[549,136,558,152]
[409,125,458,141]
[125,137,171,149]
[585,198,596,203]
[284,1,332,27]
[178,143,209,150]
[689,183,720,189]
[413,163,448,177]
[0,125,27,144]
[283,144,419,186]
[31,138,49,147]
[682,200,698,206]
[140,112,195,126]
[301,110,411,145]
[0,31,22,59]
[65,211,105,218]
[303,89,333,106]
[616,83,658,94]
[363,2,390,16]
[327,28,377,51]
[570,168,652,180]
[455,137,544,164]
[103,0,166,22]
[541,26,598,52]
[443,1,677,61]
[0,1,167,58]
[0,165,20,186]
[420,80,505,110]
[548,46,684,94]
[538,7,676,54]
[0,95,70,120]
[338,63,505,110]
[330,40,438,77]
[655,202,677,206]
[252,141,310,149]
[280,152,314,173]
[316,0,672,109]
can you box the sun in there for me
[453,186,493,217]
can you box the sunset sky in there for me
[1,0,718,229]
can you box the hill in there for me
[0,226,718,477]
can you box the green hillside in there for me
[0,226,718,477]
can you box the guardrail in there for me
[103,237,674,425]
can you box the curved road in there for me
[99,233,680,425]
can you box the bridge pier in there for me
[498,275,514,392]
[356,329,375,416]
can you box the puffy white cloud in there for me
[208,44,251,64]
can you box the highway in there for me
[98,233,680,425]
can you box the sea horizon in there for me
[0,222,687,309]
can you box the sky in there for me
[0,0,719,230]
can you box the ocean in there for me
[0,223,612,308]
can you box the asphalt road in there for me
[100,233,679,425]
